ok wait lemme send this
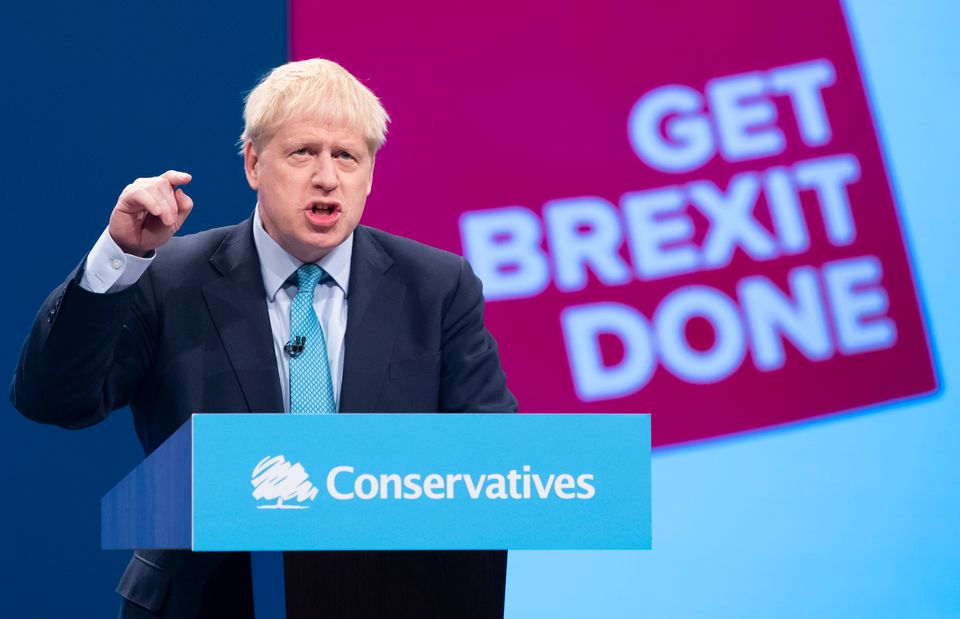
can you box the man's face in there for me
[244,114,374,263]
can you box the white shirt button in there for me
[111,258,123,270]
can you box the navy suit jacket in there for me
[12,217,517,618]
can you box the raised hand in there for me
[108,170,194,256]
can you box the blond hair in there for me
[240,58,389,154]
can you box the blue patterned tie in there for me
[288,264,336,415]
[253,266,335,618]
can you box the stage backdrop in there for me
[2,2,287,617]
[3,1,958,617]
[290,0,936,447]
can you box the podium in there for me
[103,413,650,617]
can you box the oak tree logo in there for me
[251,455,319,509]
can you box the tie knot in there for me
[296,263,325,292]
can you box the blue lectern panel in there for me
[192,414,650,551]
[102,420,192,549]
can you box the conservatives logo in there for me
[250,455,319,509]
[251,459,597,507]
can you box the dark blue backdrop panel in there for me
[2,1,286,616]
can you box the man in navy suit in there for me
[12,58,516,618]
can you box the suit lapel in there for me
[339,227,407,413]
[201,219,285,413]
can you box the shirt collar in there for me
[252,205,353,302]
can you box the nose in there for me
[311,154,339,192]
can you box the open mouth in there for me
[309,202,340,216]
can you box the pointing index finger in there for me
[161,170,192,187]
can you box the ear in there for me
[243,141,260,190]
[366,156,375,197]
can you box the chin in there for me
[299,238,341,261]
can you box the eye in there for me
[335,150,356,161]
[291,147,311,157]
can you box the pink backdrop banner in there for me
[290,0,937,446]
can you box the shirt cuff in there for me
[79,227,155,293]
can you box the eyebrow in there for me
[285,137,365,154]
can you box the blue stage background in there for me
[3,2,286,617]
[3,1,957,617]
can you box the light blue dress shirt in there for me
[79,206,351,413]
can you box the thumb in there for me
[173,188,194,229]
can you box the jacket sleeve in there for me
[438,257,518,413]
[10,263,158,429]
